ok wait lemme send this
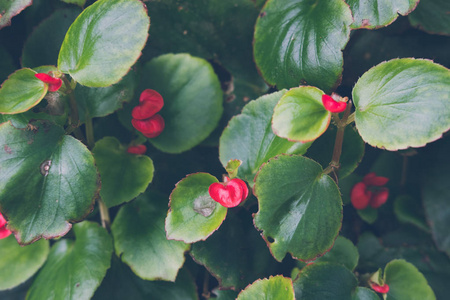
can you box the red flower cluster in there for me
[209,176,249,208]
[131,89,165,138]
[0,212,12,239]
[127,144,147,155]
[351,172,389,210]
[322,94,347,113]
[35,73,62,92]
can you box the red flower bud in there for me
[0,212,12,239]
[322,94,347,113]
[209,177,248,208]
[127,145,147,155]
[132,89,164,120]
[371,283,389,294]
[369,188,389,208]
[132,114,165,138]
[350,182,370,210]
[35,73,62,92]
[363,172,389,186]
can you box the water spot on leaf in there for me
[40,160,52,176]
[193,195,216,217]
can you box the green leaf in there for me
[139,53,223,153]
[112,192,189,281]
[272,86,331,142]
[347,0,419,29]
[0,0,32,29]
[166,173,227,243]
[357,207,378,224]
[306,125,365,179]
[211,289,239,300]
[190,211,278,290]
[237,275,294,300]
[0,236,49,290]
[27,222,113,300]
[254,155,342,261]
[394,195,429,232]
[312,236,359,271]
[57,0,149,87]
[61,0,87,7]
[384,259,436,300]
[409,0,450,35]
[352,287,380,300]
[0,68,47,114]
[219,90,311,184]
[253,0,352,92]
[92,137,154,208]
[293,263,358,300]
[0,121,99,244]
[21,8,81,68]
[76,71,137,122]
[353,58,450,150]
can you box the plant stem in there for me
[62,77,79,126]
[202,269,210,299]
[85,115,95,149]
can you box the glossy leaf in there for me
[166,173,227,243]
[0,121,98,244]
[254,155,342,262]
[272,86,331,142]
[112,192,189,281]
[293,263,358,300]
[138,53,223,153]
[27,222,112,300]
[409,0,450,35]
[219,90,311,184]
[347,0,419,29]
[312,236,359,271]
[58,0,149,87]
[394,195,429,232]
[92,137,154,208]
[0,68,47,114]
[253,0,352,92]
[384,259,436,300]
[21,8,81,68]
[352,287,380,300]
[353,58,450,150]
[0,0,32,29]
[237,275,294,300]
[0,236,49,290]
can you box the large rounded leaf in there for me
[0,121,99,244]
[272,86,330,142]
[254,155,342,261]
[409,0,450,35]
[0,68,47,114]
[166,173,227,243]
[57,0,149,87]
[112,192,189,281]
[253,0,352,92]
[293,263,358,300]
[219,90,311,183]
[93,137,154,208]
[237,276,294,300]
[0,236,49,290]
[312,236,359,271]
[27,222,113,300]
[384,259,436,300]
[139,53,223,153]
[353,58,450,150]
[0,0,32,29]
[347,0,419,29]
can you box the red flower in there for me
[351,172,389,210]
[208,176,249,208]
[322,94,347,113]
[0,212,12,239]
[131,89,165,138]
[371,282,390,294]
[127,144,147,155]
[35,73,62,92]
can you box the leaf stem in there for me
[85,114,95,149]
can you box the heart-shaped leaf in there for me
[409,0,450,35]
[311,236,359,271]
[347,0,419,29]
[272,86,330,143]
[253,0,352,92]
[0,0,32,29]
[384,259,435,300]
[353,58,450,150]
[219,90,311,184]
[0,68,47,114]
[112,192,189,281]
[254,155,342,262]
[27,222,113,300]
[0,236,49,290]
[166,173,227,243]
[293,263,358,300]
[0,121,99,244]
[92,137,154,208]
[237,276,294,300]
[58,0,150,87]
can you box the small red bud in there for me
[371,283,389,294]
[132,89,164,120]
[0,212,11,239]
[209,177,248,208]
[127,145,147,155]
[322,94,347,113]
[363,172,389,186]
[351,182,370,210]
[132,114,165,138]
[369,188,389,208]
[35,73,62,92]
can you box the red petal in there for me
[371,283,389,294]
[230,178,248,200]
[0,212,6,227]
[127,145,147,155]
[132,114,165,138]
[369,188,389,208]
[363,172,389,186]
[0,226,11,239]
[132,89,164,120]
[209,179,246,208]
[350,182,370,210]
[35,73,62,92]
[322,94,347,113]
